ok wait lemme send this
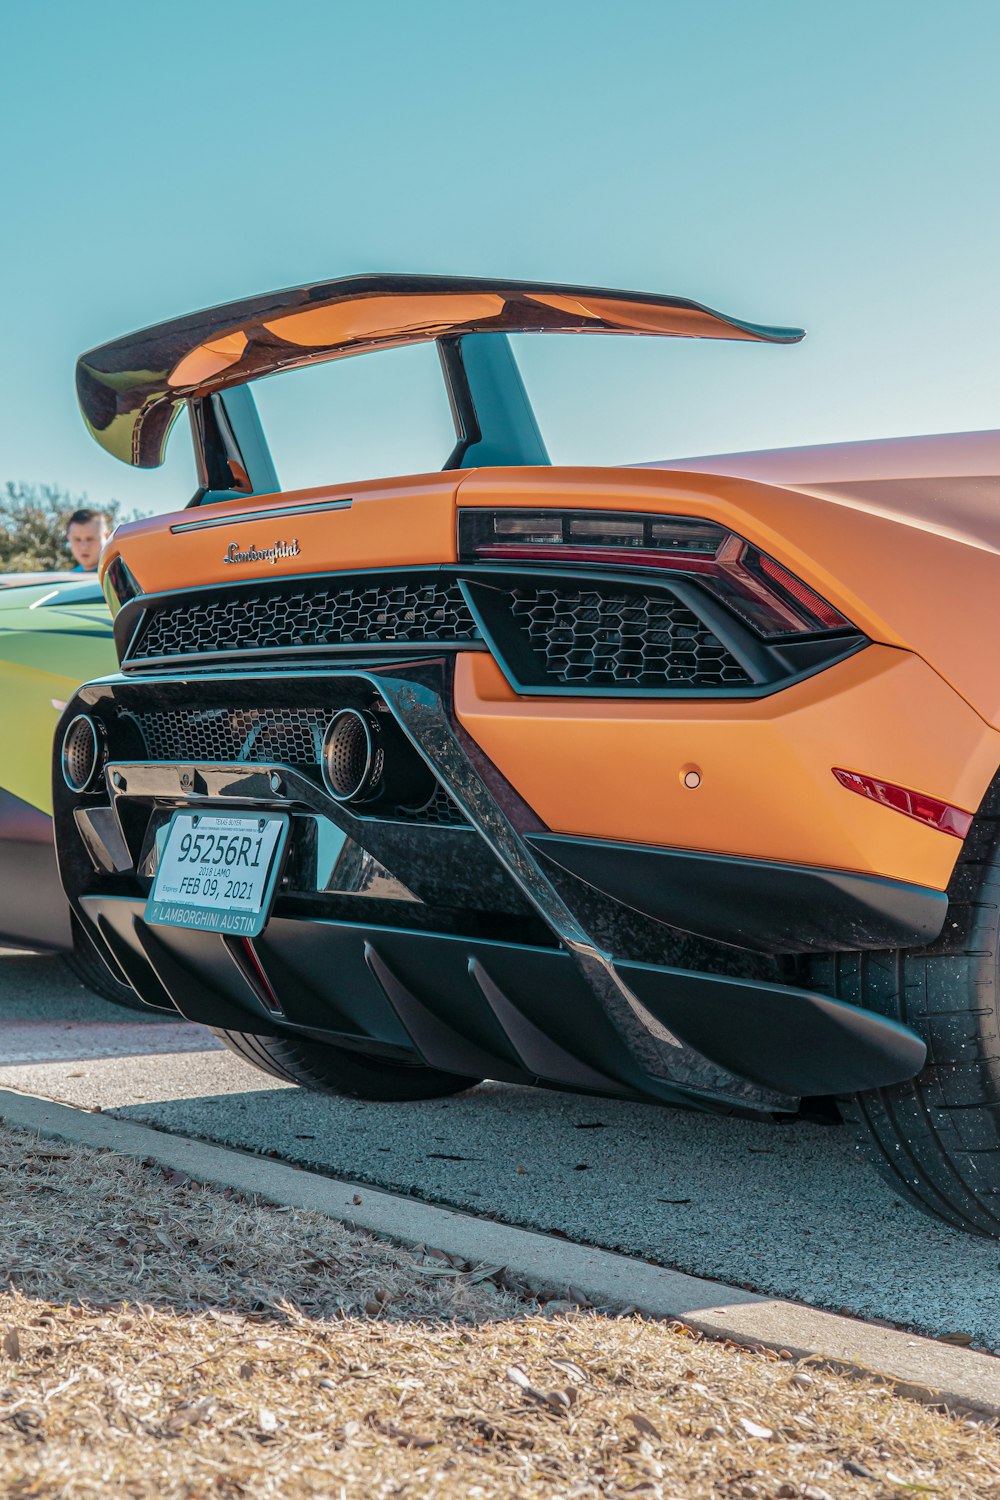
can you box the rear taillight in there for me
[458,510,851,638]
[832,768,973,839]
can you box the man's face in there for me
[66,519,109,571]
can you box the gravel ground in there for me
[3,1120,999,1500]
[4,954,1000,1352]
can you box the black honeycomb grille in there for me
[125,570,752,694]
[129,575,480,664]
[129,707,327,767]
[507,585,751,689]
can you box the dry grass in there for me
[1,1123,998,1499]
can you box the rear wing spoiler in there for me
[76,273,804,501]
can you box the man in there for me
[65,508,110,572]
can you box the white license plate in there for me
[145,811,289,937]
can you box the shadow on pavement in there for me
[108,1077,1000,1352]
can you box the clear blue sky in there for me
[2,0,999,514]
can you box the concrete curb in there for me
[3,1084,998,1418]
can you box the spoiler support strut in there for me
[438,334,550,471]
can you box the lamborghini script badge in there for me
[223,539,301,566]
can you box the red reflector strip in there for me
[230,936,284,1015]
[758,554,848,630]
[832,768,973,839]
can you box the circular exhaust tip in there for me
[61,714,107,794]
[321,709,383,803]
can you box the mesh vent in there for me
[507,585,751,689]
[129,707,327,767]
[131,576,480,663]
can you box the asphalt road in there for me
[3,948,999,1350]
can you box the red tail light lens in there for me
[832,768,973,839]
[458,509,851,638]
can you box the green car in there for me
[0,575,135,1003]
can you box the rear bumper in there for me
[455,646,1000,893]
[52,662,930,1110]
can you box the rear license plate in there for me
[145,811,289,937]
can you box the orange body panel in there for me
[103,474,460,595]
[455,647,1000,891]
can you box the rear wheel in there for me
[808,779,1000,1237]
[212,1028,482,1101]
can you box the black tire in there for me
[212,1028,482,1101]
[63,926,151,1014]
[808,777,1000,1237]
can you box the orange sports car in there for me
[55,275,1000,1236]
